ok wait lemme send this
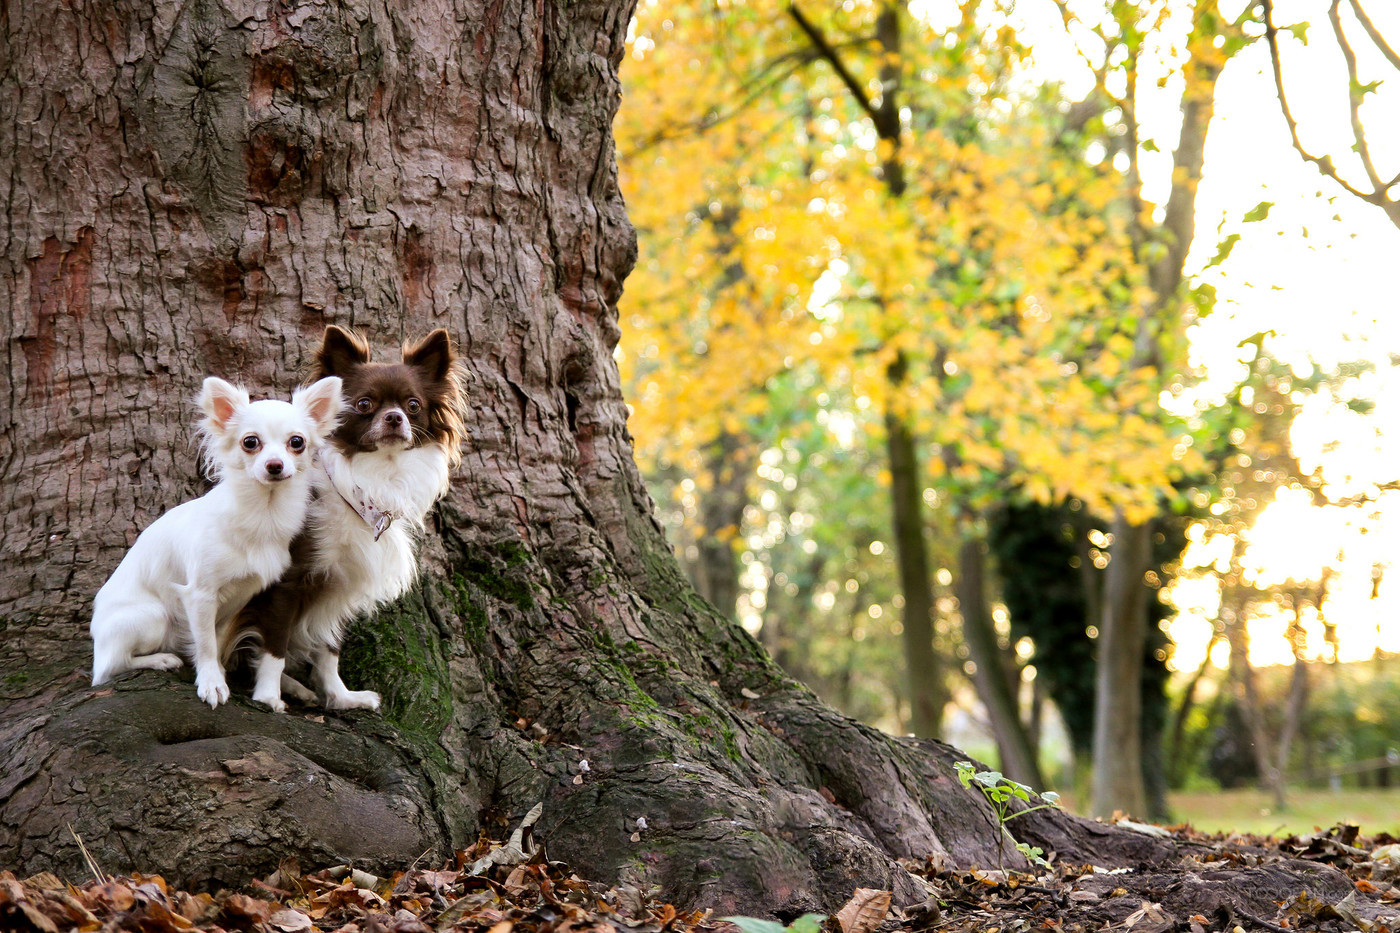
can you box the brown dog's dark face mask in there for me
[313,326,458,455]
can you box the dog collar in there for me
[321,452,399,541]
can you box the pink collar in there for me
[321,451,398,541]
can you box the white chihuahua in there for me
[90,375,343,707]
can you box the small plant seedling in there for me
[954,760,1062,871]
[723,914,827,933]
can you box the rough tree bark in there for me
[0,0,1217,918]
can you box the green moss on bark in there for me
[339,585,453,742]
[452,540,537,611]
[445,574,491,648]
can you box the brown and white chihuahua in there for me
[232,325,467,711]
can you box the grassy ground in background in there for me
[1168,787,1400,837]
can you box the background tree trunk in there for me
[691,432,751,622]
[955,534,1042,788]
[885,402,947,738]
[2,0,1177,915]
[1090,517,1152,817]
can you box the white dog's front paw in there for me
[327,689,380,711]
[195,671,231,708]
[145,652,184,671]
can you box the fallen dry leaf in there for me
[503,866,530,897]
[88,881,136,912]
[173,890,215,924]
[834,887,891,933]
[221,892,274,927]
[19,873,65,893]
[268,907,313,932]
[1122,899,1171,933]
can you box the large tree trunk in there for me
[1083,1,1227,822]
[2,0,1179,916]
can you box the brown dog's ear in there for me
[403,328,454,382]
[317,325,370,377]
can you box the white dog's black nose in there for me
[266,459,284,476]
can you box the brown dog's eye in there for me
[241,435,261,452]
[355,398,373,414]
[406,398,422,415]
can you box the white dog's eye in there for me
[288,435,306,452]
[241,435,261,452]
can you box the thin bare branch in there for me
[1328,0,1386,194]
[787,3,880,124]
[1260,0,1379,205]
[1348,0,1400,71]
[622,47,819,156]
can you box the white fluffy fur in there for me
[90,376,343,707]
[256,443,449,711]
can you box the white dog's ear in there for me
[294,376,345,436]
[199,377,250,431]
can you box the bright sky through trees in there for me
[1032,0,1400,670]
[1165,19,1400,670]
[920,0,1400,672]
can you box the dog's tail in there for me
[219,608,264,667]
[224,570,309,667]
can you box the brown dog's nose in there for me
[383,410,403,428]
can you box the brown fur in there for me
[231,530,319,661]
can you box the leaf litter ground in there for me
[5,821,1400,933]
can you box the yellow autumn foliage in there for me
[616,0,1203,521]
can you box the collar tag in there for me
[323,452,399,541]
